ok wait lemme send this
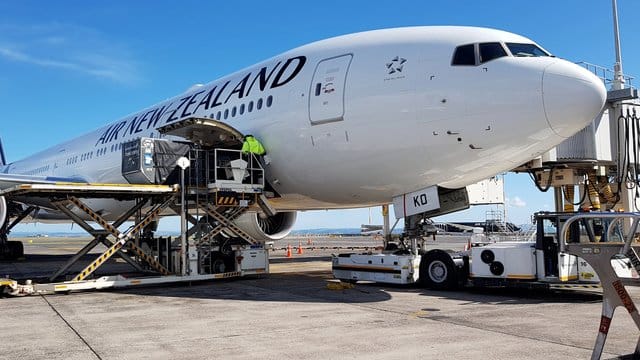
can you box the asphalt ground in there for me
[0,236,639,359]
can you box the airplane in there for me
[0,26,606,259]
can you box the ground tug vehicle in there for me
[332,211,636,289]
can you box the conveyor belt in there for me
[0,183,178,199]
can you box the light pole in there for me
[176,156,191,276]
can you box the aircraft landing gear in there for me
[0,234,24,261]
[1,214,24,260]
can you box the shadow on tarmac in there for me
[1,254,602,306]
[418,286,602,305]
[113,271,394,304]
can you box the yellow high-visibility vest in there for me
[241,136,266,155]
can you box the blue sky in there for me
[2,1,639,232]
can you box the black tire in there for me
[489,261,504,276]
[8,241,24,259]
[384,242,399,251]
[419,250,458,290]
[208,251,236,274]
[211,256,227,274]
[480,249,495,264]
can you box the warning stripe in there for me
[599,315,612,334]
[72,240,125,281]
[68,196,120,235]
[552,284,601,289]
[71,197,173,282]
[213,271,241,279]
[216,196,238,206]
[199,202,258,245]
[126,242,170,275]
[197,206,246,244]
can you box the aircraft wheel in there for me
[419,250,458,290]
[8,241,24,259]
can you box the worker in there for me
[241,134,266,157]
[241,134,266,183]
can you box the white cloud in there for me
[506,196,527,208]
[0,23,141,84]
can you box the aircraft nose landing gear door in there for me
[309,54,352,125]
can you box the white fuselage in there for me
[1,26,606,213]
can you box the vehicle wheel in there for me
[419,250,458,290]
[384,242,398,251]
[211,256,227,274]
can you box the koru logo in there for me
[386,56,407,74]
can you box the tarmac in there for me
[1,236,639,359]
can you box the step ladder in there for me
[560,213,640,359]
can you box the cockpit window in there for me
[452,44,476,66]
[506,43,550,57]
[479,42,507,64]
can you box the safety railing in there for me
[577,61,635,88]
[209,148,264,189]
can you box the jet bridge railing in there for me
[559,212,640,360]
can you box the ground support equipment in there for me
[560,213,640,360]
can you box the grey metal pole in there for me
[180,166,187,276]
[176,156,191,276]
[382,204,390,242]
[612,0,625,90]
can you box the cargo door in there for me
[309,54,352,125]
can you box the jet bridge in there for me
[0,117,279,295]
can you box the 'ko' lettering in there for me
[413,194,429,207]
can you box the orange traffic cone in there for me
[286,244,292,258]
[297,241,304,255]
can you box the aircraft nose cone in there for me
[542,61,607,137]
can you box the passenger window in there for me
[248,101,254,112]
[232,106,237,117]
[266,95,273,107]
[479,43,507,64]
[452,44,476,66]
[257,98,263,110]
[239,104,245,115]
[224,109,229,119]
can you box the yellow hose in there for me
[563,185,574,212]
[587,175,601,210]
[602,183,616,203]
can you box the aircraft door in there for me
[309,54,352,125]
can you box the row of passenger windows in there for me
[28,96,276,173]
[209,95,273,120]
[452,42,550,66]
[65,144,122,167]
[24,164,50,175]
[66,155,79,165]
